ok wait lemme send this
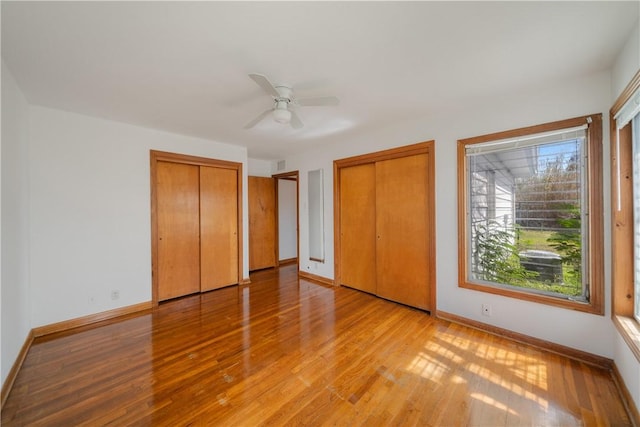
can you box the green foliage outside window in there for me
[473,218,583,297]
[473,221,536,285]
[547,206,582,285]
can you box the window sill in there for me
[460,280,603,315]
[613,315,640,363]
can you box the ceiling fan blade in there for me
[243,109,272,129]
[248,73,280,98]
[296,96,340,107]
[290,110,304,129]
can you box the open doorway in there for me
[273,171,299,266]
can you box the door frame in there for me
[273,171,299,267]
[333,141,436,311]
[150,150,244,306]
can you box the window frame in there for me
[457,114,604,315]
[611,69,640,362]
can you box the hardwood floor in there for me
[2,265,631,426]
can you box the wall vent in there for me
[277,160,286,171]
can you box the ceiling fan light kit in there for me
[244,73,339,130]
[273,106,292,124]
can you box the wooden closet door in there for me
[376,153,430,309]
[248,176,276,271]
[200,166,239,291]
[157,161,201,301]
[339,163,377,294]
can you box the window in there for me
[458,115,603,314]
[634,115,640,322]
[612,70,640,361]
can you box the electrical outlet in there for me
[482,304,491,316]
[111,290,120,300]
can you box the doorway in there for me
[273,171,299,267]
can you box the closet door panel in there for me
[375,153,430,309]
[200,166,239,291]
[157,161,201,301]
[339,163,377,293]
[249,176,276,271]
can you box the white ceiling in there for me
[2,1,638,160]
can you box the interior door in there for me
[339,163,377,294]
[156,161,201,301]
[200,166,239,291]
[375,153,430,309]
[249,176,276,271]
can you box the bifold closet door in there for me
[339,163,377,294]
[376,153,430,310]
[156,161,201,301]
[200,166,239,291]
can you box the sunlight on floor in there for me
[406,329,551,415]
[470,392,520,416]
[406,332,466,383]
[406,351,450,384]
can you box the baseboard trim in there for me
[612,362,640,427]
[436,310,613,370]
[298,271,334,286]
[278,257,298,266]
[239,277,251,285]
[1,329,34,409]
[32,301,153,338]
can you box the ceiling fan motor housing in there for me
[275,86,292,101]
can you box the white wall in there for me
[278,178,297,260]
[284,69,616,358]
[612,23,640,103]
[611,20,640,415]
[285,155,334,278]
[247,158,274,177]
[28,106,249,327]
[1,61,32,385]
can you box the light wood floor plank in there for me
[2,265,632,426]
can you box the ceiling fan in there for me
[243,73,339,130]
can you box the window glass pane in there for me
[466,131,587,300]
[633,116,640,321]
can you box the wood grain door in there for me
[375,153,430,309]
[200,166,239,291]
[249,176,276,271]
[339,163,377,294]
[156,161,201,301]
